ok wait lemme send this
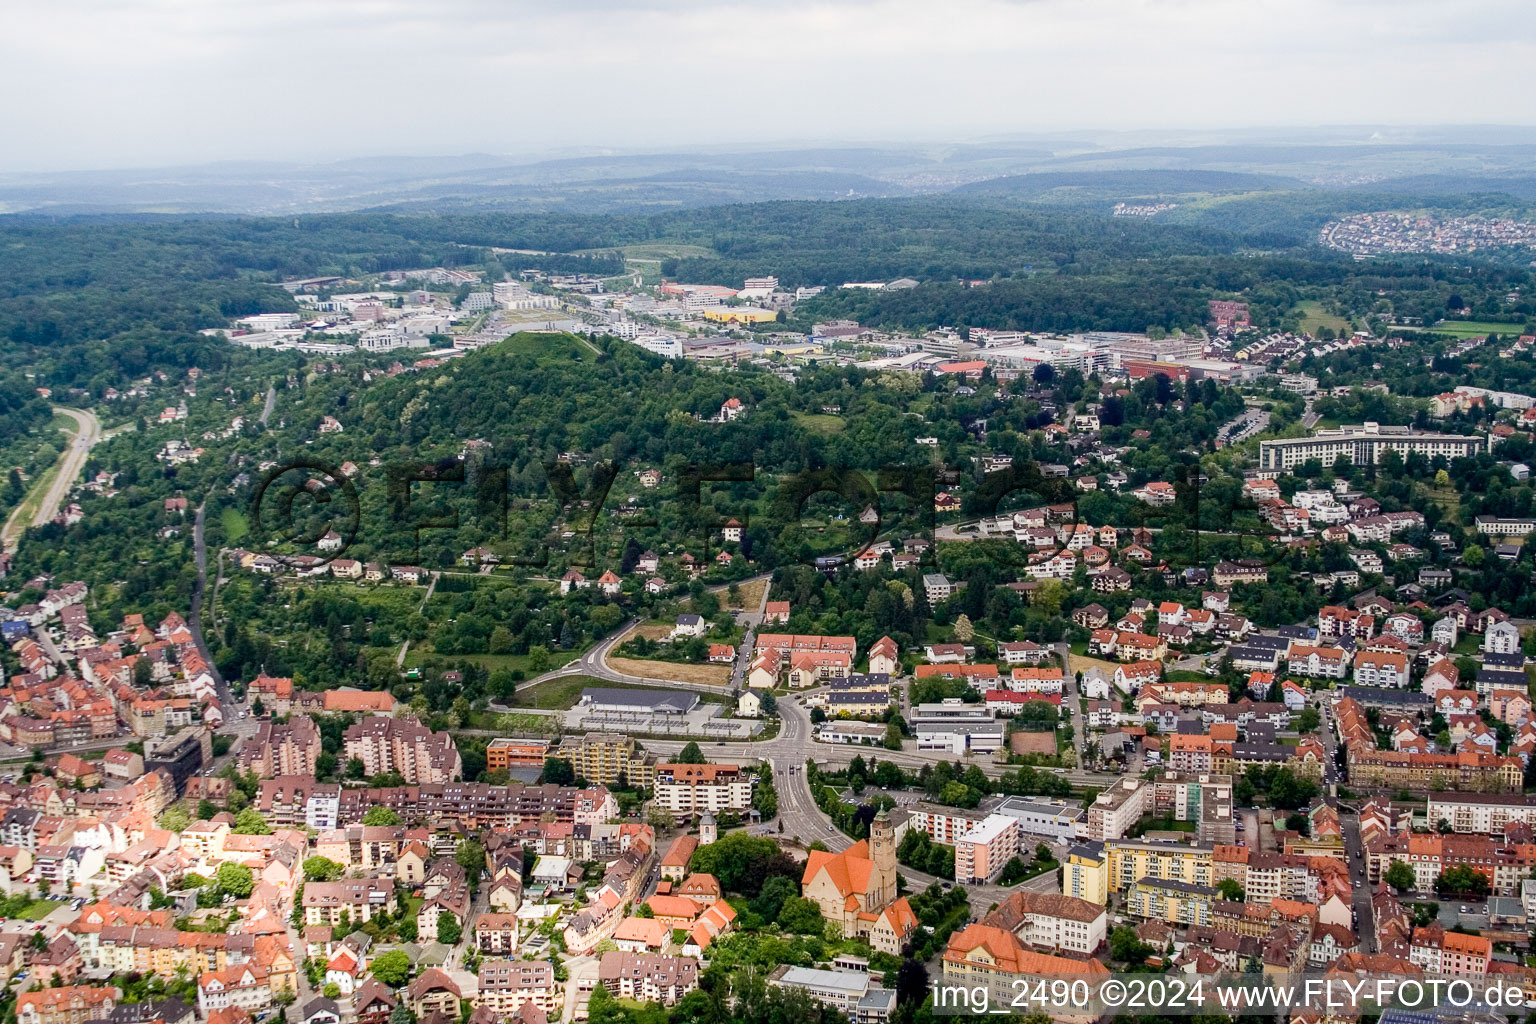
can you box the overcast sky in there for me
[3,0,1534,172]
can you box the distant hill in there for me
[1344,174,1536,202]
[954,169,1305,202]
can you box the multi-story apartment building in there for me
[1086,778,1146,841]
[1354,651,1410,689]
[653,764,753,814]
[485,738,552,772]
[1243,853,1318,903]
[563,733,656,788]
[313,826,406,871]
[1426,792,1536,834]
[477,960,559,1015]
[903,803,989,846]
[1064,843,1109,905]
[342,718,462,784]
[196,966,271,1017]
[255,777,341,829]
[1347,749,1523,793]
[300,880,398,927]
[1211,898,1317,939]
[1409,926,1492,978]
[330,782,617,830]
[1124,878,1215,926]
[1369,832,1536,896]
[237,717,321,779]
[1258,424,1483,474]
[1106,839,1214,892]
[955,814,1020,885]
[595,952,699,1005]
[473,914,520,957]
[17,987,118,1024]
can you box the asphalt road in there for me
[640,691,1076,916]
[468,568,1116,917]
[2,406,101,555]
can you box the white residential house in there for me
[1080,669,1112,701]
[1485,620,1522,656]
[672,615,707,638]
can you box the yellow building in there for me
[563,733,656,788]
[701,306,778,324]
[761,341,823,356]
[1106,839,1213,893]
[1064,843,1109,906]
[1124,878,1215,926]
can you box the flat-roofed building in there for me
[562,733,656,788]
[989,796,1085,843]
[1106,838,1214,892]
[486,738,550,772]
[1426,792,1536,834]
[767,966,895,1024]
[577,689,699,715]
[1086,778,1146,841]
[1125,877,1216,925]
[1064,842,1109,906]
[955,814,1020,885]
[1259,424,1482,474]
[911,701,1004,754]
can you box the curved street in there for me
[488,579,1114,916]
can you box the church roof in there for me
[802,839,876,898]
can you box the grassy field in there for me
[404,649,577,676]
[1421,483,1461,525]
[1421,320,1530,338]
[511,674,728,710]
[511,674,612,710]
[606,656,732,686]
[724,577,767,612]
[19,899,63,920]
[791,412,846,436]
[221,506,250,543]
[1453,633,1483,656]
[1293,300,1350,336]
[626,621,674,641]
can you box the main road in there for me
[763,698,1065,913]
[486,569,1112,915]
[2,406,101,554]
[542,632,1102,916]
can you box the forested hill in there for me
[643,198,1257,286]
[351,332,927,477]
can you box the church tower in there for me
[868,808,897,909]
